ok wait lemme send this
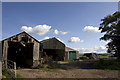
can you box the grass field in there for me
[99,54,117,59]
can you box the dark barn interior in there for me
[43,49,64,61]
[7,41,33,67]
[2,32,40,68]
[40,38,65,61]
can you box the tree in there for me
[99,11,120,59]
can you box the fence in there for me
[2,60,16,78]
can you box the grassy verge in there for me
[31,61,61,71]
[59,60,73,63]
[91,60,120,70]
[99,54,117,59]
[39,68,59,71]
[2,68,22,78]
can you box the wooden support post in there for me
[5,60,7,69]
[14,62,16,78]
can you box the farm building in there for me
[2,31,40,68]
[65,47,79,60]
[2,32,66,68]
[40,37,65,61]
[2,31,79,68]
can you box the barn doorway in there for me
[7,41,33,68]
[43,49,64,61]
[69,51,76,60]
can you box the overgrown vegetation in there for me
[2,68,22,78]
[31,54,61,70]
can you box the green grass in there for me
[16,74,23,78]
[79,56,89,60]
[2,68,22,78]
[60,60,73,63]
[91,60,120,70]
[99,55,110,58]
[99,54,117,59]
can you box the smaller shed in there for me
[83,53,99,59]
[65,47,79,60]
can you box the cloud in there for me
[83,26,101,33]
[39,36,50,41]
[95,46,107,53]
[54,29,68,35]
[60,31,68,35]
[54,29,59,35]
[43,36,50,40]
[21,24,51,36]
[68,37,84,43]
[76,46,107,53]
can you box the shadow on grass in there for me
[59,59,120,70]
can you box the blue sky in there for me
[2,2,118,53]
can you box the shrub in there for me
[32,54,61,69]
[42,55,53,64]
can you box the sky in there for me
[2,2,118,54]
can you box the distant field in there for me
[99,55,110,58]
[79,54,117,59]
[99,54,117,59]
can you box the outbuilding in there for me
[83,53,99,59]
[65,47,79,60]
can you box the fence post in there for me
[14,62,16,78]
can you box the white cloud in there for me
[21,24,51,36]
[54,29,59,35]
[39,36,50,41]
[54,29,68,35]
[60,31,68,35]
[83,26,101,33]
[68,37,84,43]
[76,46,107,53]
[43,36,50,40]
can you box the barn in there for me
[2,31,79,68]
[65,47,79,60]
[40,37,65,61]
[2,32,40,68]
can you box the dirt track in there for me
[17,61,119,78]
[17,68,118,78]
